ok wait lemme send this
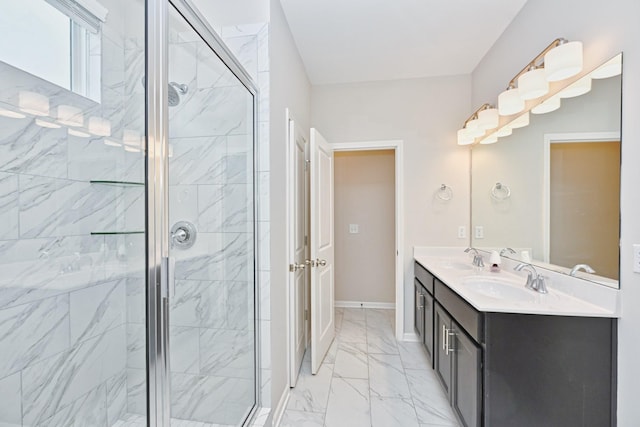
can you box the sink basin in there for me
[439,261,473,271]
[461,277,538,302]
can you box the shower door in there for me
[147,1,258,426]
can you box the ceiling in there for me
[279,0,528,85]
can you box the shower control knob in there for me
[170,221,197,249]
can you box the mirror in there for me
[471,53,622,288]
[0,0,103,102]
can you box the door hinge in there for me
[304,235,308,246]
[305,309,308,320]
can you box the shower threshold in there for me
[114,413,235,427]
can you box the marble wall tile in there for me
[107,371,127,426]
[0,294,69,379]
[169,136,226,186]
[197,185,224,232]
[257,122,269,172]
[35,384,107,427]
[70,279,126,344]
[223,232,254,283]
[0,372,21,426]
[67,135,130,183]
[21,325,126,425]
[226,281,253,330]
[258,271,270,321]
[0,172,19,240]
[126,368,147,416]
[260,320,271,371]
[224,36,258,81]
[196,43,238,90]
[170,280,226,329]
[170,373,254,425]
[169,42,198,93]
[0,117,67,179]
[260,368,271,407]
[173,233,224,281]
[170,326,199,374]
[257,221,270,272]
[221,184,250,233]
[127,323,146,370]
[256,24,269,74]
[257,172,269,222]
[126,277,146,325]
[168,86,250,139]
[199,328,254,379]
[170,185,199,227]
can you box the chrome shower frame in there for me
[145,0,261,425]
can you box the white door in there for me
[310,128,335,375]
[288,114,307,386]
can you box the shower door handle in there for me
[161,256,176,298]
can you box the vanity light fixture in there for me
[68,128,91,138]
[496,126,513,137]
[532,95,561,114]
[480,132,498,145]
[57,105,84,127]
[518,65,549,100]
[509,112,530,129]
[18,91,50,116]
[0,107,26,119]
[591,55,622,79]
[558,75,592,98]
[35,118,62,129]
[456,103,497,145]
[88,117,111,136]
[498,86,525,115]
[544,40,583,82]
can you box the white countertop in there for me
[414,247,620,318]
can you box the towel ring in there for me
[436,184,453,201]
[491,182,511,201]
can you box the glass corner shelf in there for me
[91,231,145,235]
[90,180,144,186]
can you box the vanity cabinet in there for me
[414,269,434,363]
[414,260,616,427]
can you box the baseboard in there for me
[335,300,395,309]
[271,387,290,427]
[402,332,420,342]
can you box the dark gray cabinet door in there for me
[452,322,482,427]
[423,290,434,363]
[414,280,425,339]
[434,302,452,395]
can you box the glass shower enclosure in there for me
[0,0,258,426]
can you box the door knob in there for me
[316,259,327,267]
[289,263,306,272]
[305,259,316,267]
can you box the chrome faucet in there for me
[514,262,548,294]
[500,247,516,256]
[464,247,485,268]
[569,264,595,276]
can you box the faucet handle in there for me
[533,275,549,294]
[500,247,516,256]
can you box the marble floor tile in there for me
[336,317,367,343]
[366,327,399,355]
[324,377,370,427]
[398,341,432,370]
[279,409,324,427]
[370,396,420,427]
[368,353,411,399]
[333,342,368,379]
[405,369,459,426]
[286,359,334,413]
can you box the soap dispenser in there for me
[489,250,501,272]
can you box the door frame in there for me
[542,131,620,263]
[331,140,404,341]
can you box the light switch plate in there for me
[475,226,484,239]
[349,224,359,234]
[633,244,640,273]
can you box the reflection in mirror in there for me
[0,0,104,102]
[471,54,622,287]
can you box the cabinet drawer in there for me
[414,261,434,294]
[435,279,483,343]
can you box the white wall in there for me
[470,1,640,424]
[268,0,311,417]
[334,150,395,304]
[311,76,472,335]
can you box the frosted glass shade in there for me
[465,118,485,137]
[510,112,530,129]
[559,76,591,98]
[0,108,26,119]
[88,117,111,136]
[532,96,561,114]
[498,88,525,115]
[68,128,90,138]
[480,133,498,145]
[518,68,549,100]
[496,126,513,137]
[477,108,499,130]
[457,128,475,145]
[57,105,84,127]
[35,118,61,128]
[18,91,49,116]
[591,55,622,79]
[544,41,583,82]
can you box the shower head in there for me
[140,77,189,107]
